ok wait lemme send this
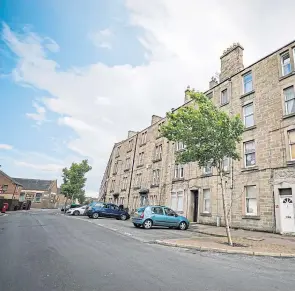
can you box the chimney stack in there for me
[220,43,244,82]
[151,115,162,125]
[127,131,137,138]
[209,77,218,89]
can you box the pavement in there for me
[1,210,295,290]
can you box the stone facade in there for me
[100,41,295,233]
[0,170,23,200]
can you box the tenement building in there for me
[99,41,295,234]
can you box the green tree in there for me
[161,90,244,246]
[60,160,92,210]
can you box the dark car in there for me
[87,202,130,221]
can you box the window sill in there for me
[136,164,144,168]
[150,184,159,188]
[133,186,141,190]
[124,169,130,172]
[110,190,114,193]
[121,189,127,192]
[139,143,147,147]
[279,71,295,81]
[244,125,257,131]
[240,90,255,99]
[242,215,260,220]
[220,102,229,107]
[152,158,162,163]
[241,166,259,172]
[282,112,295,120]
[287,160,295,166]
[201,173,213,177]
[127,149,132,153]
[156,135,162,140]
[175,149,185,153]
[115,155,120,158]
[172,178,184,183]
[112,172,117,176]
[200,212,212,217]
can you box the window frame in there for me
[203,189,211,213]
[243,102,254,128]
[244,140,256,167]
[223,157,230,172]
[281,51,291,76]
[141,131,147,145]
[245,185,257,216]
[125,157,131,170]
[155,144,163,160]
[203,163,212,175]
[243,71,253,94]
[220,88,229,105]
[284,86,295,115]
[170,190,184,212]
[288,130,295,161]
[35,192,42,203]
[174,164,184,179]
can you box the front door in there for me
[280,189,295,233]
[193,190,199,222]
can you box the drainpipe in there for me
[127,133,139,209]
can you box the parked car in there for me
[132,205,189,230]
[87,202,130,221]
[66,205,87,216]
[61,204,81,212]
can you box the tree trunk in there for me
[219,171,233,246]
[64,197,68,215]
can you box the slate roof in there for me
[11,178,54,191]
[0,170,23,186]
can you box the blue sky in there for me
[1,0,294,196]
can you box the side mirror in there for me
[174,213,178,217]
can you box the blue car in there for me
[132,205,189,230]
[87,202,130,221]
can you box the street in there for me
[1,210,295,291]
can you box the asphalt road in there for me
[1,210,295,291]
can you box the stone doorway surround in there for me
[274,181,295,234]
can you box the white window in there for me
[138,152,144,166]
[244,140,256,167]
[243,72,253,93]
[122,177,128,190]
[175,141,185,151]
[171,191,184,211]
[203,189,210,213]
[223,157,230,172]
[110,180,115,192]
[141,131,147,144]
[135,173,142,187]
[125,158,130,170]
[245,185,257,215]
[203,163,212,175]
[281,52,291,76]
[221,88,228,105]
[288,130,295,160]
[284,86,295,115]
[155,144,162,160]
[243,103,254,128]
[35,193,42,203]
[174,164,184,179]
[152,169,160,185]
[113,161,118,174]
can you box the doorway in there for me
[192,190,199,222]
[279,188,295,233]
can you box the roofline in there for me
[0,170,23,186]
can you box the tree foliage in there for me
[60,160,92,204]
[160,89,244,246]
[161,90,244,170]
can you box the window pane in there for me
[243,73,253,93]
[203,189,210,199]
[221,89,228,104]
[171,193,177,210]
[204,199,210,212]
[246,198,257,215]
[246,186,256,198]
[289,130,295,143]
[246,153,256,166]
[245,115,254,128]
[282,53,291,75]
[244,103,253,115]
[177,194,183,211]
[286,99,295,114]
[245,141,255,153]
[284,87,295,101]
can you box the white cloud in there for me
[2,0,295,193]
[14,161,63,172]
[0,144,13,150]
[26,101,47,124]
[89,28,113,49]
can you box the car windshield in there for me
[136,207,145,213]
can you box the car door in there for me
[150,206,166,226]
[111,204,120,218]
[163,207,178,227]
[99,203,110,217]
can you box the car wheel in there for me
[179,221,188,230]
[143,219,153,229]
[92,212,99,219]
[73,210,79,216]
[133,223,141,228]
[120,214,127,221]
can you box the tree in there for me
[160,90,244,246]
[60,160,92,210]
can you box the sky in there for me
[0,0,295,197]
